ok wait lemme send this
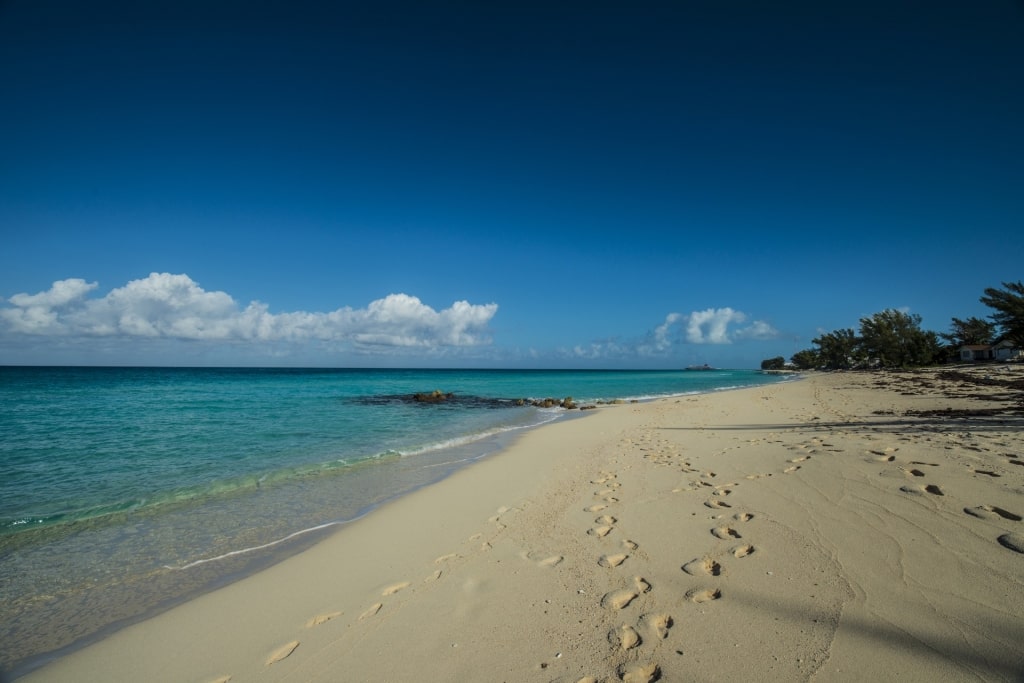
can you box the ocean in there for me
[0,366,791,676]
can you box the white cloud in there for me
[571,339,629,360]
[9,278,98,308]
[1,273,498,349]
[648,307,781,349]
[686,307,746,344]
[557,307,781,363]
[733,319,780,341]
[653,312,684,351]
[2,278,99,335]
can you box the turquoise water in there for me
[0,366,789,676]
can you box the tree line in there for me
[760,280,1024,371]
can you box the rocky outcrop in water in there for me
[353,392,599,410]
[413,390,455,403]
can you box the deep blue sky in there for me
[2,1,1022,367]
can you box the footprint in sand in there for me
[306,611,342,628]
[434,553,459,564]
[733,512,753,522]
[685,587,721,603]
[704,499,732,509]
[596,514,617,525]
[382,581,410,596]
[639,612,673,639]
[732,544,755,558]
[1009,459,1024,467]
[520,550,553,566]
[788,455,811,463]
[712,526,741,540]
[997,533,1024,553]
[609,624,642,650]
[601,589,639,610]
[784,465,801,474]
[682,557,722,576]
[869,452,896,462]
[266,641,300,666]
[899,467,926,477]
[424,569,442,582]
[900,484,944,496]
[588,525,614,538]
[964,505,1022,522]
[359,603,382,620]
[586,504,607,513]
[619,662,661,683]
[911,461,939,467]
[634,576,652,593]
[488,505,517,525]
[599,553,629,568]
[622,539,639,551]
[972,469,1002,478]
[538,555,564,568]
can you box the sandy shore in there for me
[19,368,1024,682]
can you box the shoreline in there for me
[17,368,1024,681]
[3,372,788,679]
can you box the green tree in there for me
[859,309,940,368]
[939,316,996,347]
[760,356,785,370]
[790,349,819,370]
[980,281,1024,346]
[811,328,861,370]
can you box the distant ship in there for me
[684,364,716,371]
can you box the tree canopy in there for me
[940,316,995,348]
[980,281,1024,346]
[790,349,819,370]
[811,328,861,370]
[859,309,940,368]
[787,281,1021,371]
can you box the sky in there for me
[1,0,1022,368]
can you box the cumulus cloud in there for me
[653,312,684,351]
[649,307,780,350]
[0,273,498,349]
[686,307,747,344]
[734,320,780,341]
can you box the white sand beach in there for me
[22,368,1024,682]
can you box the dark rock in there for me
[413,390,455,403]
